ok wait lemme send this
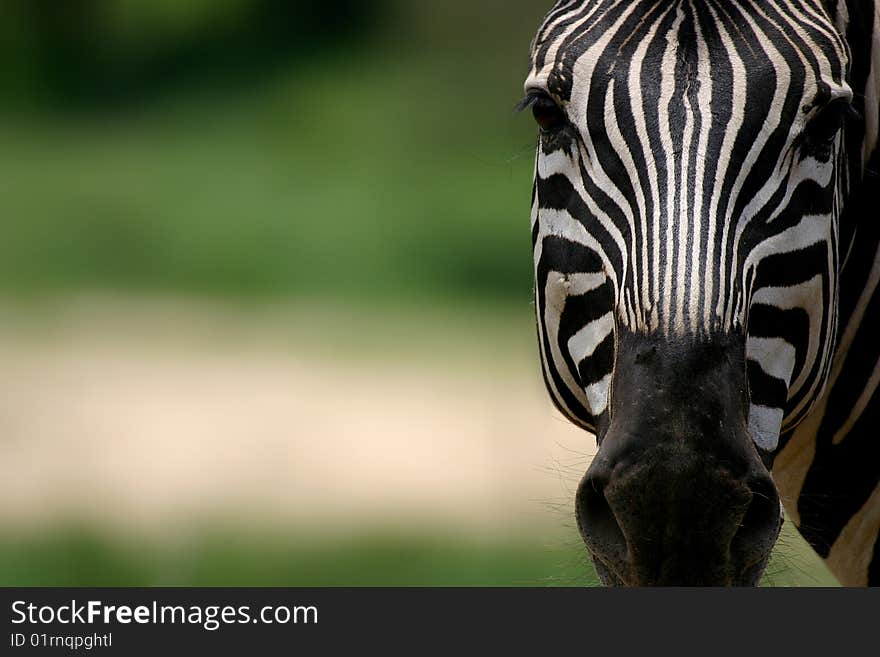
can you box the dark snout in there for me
[576,331,782,586]
[578,443,780,585]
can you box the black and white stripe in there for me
[525,0,880,585]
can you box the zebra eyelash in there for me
[795,98,859,161]
[514,90,551,113]
[517,90,570,138]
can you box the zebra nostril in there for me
[731,475,782,569]
[576,471,627,563]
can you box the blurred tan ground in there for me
[0,297,593,537]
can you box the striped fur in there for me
[524,0,880,584]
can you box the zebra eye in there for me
[530,95,566,133]
[806,98,850,145]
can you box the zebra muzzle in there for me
[575,330,783,586]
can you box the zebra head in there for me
[524,0,854,585]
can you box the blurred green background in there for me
[0,0,837,586]
[0,0,536,303]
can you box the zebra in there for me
[521,0,880,585]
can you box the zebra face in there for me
[524,0,853,585]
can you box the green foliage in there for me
[0,1,546,304]
[0,525,838,586]
[0,528,596,587]
[0,46,536,303]
[0,0,389,106]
